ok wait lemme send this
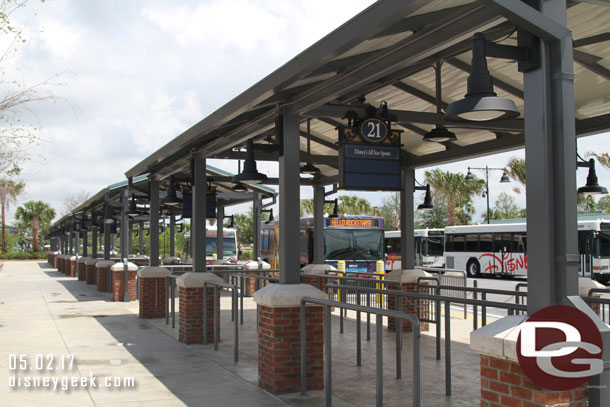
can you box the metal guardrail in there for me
[421,268,468,318]
[165,275,177,328]
[203,280,239,363]
[299,297,421,407]
[326,283,528,398]
[586,288,610,323]
[515,283,528,315]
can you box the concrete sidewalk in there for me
[0,261,481,406]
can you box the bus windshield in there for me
[206,237,237,257]
[423,237,444,256]
[324,229,384,261]
[597,230,610,257]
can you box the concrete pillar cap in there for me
[470,315,528,362]
[95,260,116,268]
[85,258,100,266]
[384,269,433,284]
[579,276,606,296]
[110,262,138,272]
[301,263,337,274]
[176,272,223,288]
[138,266,171,278]
[254,283,328,307]
[244,260,271,270]
[69,256,77,261]
[77,257,90,264]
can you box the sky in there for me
[4,0,610,225]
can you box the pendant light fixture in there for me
[423,61,457,142]
[445,33,520,122]
[300,119,321,174]
[232,160,248,192]
[231,139,268,184]
[161,176,182,206]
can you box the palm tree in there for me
[505,157,526,194]
[0,179,25,252]
[424,169,485,226]
[338,195,372,215]
[15,201,55,252]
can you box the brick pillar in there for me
[52,252,59,268]
[58,255,65,274]
[138,266,171,318]
[69,256,77,277]
[62,255,69,274]
[243,260,271,297]
[480,355,587,407]
[176,272,222,344]
[471,316,589,407]
[253,283,328,394]
[85,259,98,285]
[385,269,430,332]
[95,261,115,292]
[77,257,89,281]
[110,262,138,302]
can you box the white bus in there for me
[444,220,610,282]
[183,228,239,264]
[384,229,445,271]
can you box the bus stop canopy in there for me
[125,0,610,183]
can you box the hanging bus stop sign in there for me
[338,116,402,191]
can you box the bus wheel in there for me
[466,259,480,278]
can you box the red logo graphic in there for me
[479,252,527,273]
[516,305,603,391]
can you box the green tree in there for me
[337,195,371,215]
[300,199,335,217]
[233,207,270,245]
[505,157,526,194]
[15,200,55,252]
[0,178,24,251]
[425,169,485,226]
[597,196,610,213]
[379,192,400,231]
[488,192,521,220]
[577,194,597,214]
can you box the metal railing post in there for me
[171,279,176,329]
[445,300,451,396]
[356,288,361,366]
[214,285,219,351]
[473,280,478,330]
[203,285,208,345]
[376,313,383,407]
[165,276,170,325]
[325,304,332,407]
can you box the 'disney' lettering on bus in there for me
[479,252,527,274]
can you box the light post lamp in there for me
[464,166,510,224]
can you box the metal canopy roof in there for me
[51,165,275,230]
[125,0,610,185]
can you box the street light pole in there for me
[465,165,510,224]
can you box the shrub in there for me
[0,251,47,260]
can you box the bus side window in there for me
[513,233,526,253]
[453,234,465,251]
[480,233,493,252]
[466,234,479,251]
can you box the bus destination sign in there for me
[326,218,378,228]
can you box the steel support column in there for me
[401,167,416,270]
[82,228,88,257]
[279,113,301,284]
[138,221,144,255]
[120,188,130,302]
[253,192,262,262]
[69,231,73,255]
[91,226,98,259]
[149,180,160,267]
[216,205,224,261]
[169,214,175,257]
[128,222,133,257]
[192,156,207,272]
[313,184,325,264]
[487,0,578,312]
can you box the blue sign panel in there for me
[339,143,401,191]
[182,193,216,219]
